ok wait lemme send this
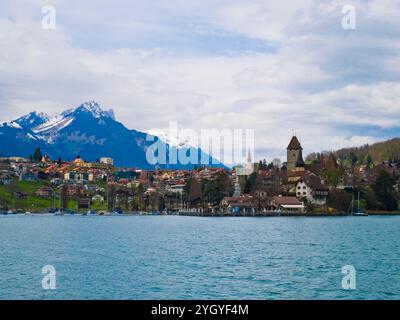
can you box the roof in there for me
[272,196,303,206]
[298,174,328,190]
[222,196,256,207]
[287,136,303,150]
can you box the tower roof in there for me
[287,136,302,150]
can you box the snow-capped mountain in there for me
[0,101,225,169]
[14,111,49,130]
[147,129,193,150]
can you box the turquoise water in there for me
[0,215,399,300]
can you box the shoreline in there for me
[2,211,400,217]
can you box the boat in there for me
[24,211,32,215]
[351,192,368,217]
[54,210,63,216]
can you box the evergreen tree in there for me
[366,155,373,168]
[262,159,267,168]
[373,171,398,211]
[33,147,42,162]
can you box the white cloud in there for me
[0,0,400,161]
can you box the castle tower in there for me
[287,135,305,171]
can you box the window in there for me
[303,192,306,195]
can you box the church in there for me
[286,135,305,171]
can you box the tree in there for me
[262,159,267,168]
[244,172,257,194]
[202,172,232,207]
[366,155,373,168]
[184,178,202,207]
[326,189,352,213]
[107,184,116,211]
[33,147,43,162]
[373,171,398,211]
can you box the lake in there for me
[0,215,399,299]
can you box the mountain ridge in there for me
[0,101,225,169]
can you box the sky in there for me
[1,0,400,161]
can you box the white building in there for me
[100,157,114,166]
[296,174,329,206]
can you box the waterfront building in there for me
[220,196,258,214]
[296,174,329,206]
[270,195,305,213]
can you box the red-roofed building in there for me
[270,195,305,213]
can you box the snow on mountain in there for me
[147,129,192,149]
[28,101,115,142]
[62,101,114,119]
[33,114,74,135]
[14,111,49,130]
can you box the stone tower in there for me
[287,135,305,171]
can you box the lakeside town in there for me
[1,135,400,216]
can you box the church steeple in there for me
[247,149,252,163]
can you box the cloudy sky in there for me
[1,0,400,161]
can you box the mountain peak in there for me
[14,111,50,130]
[64,101,115,120]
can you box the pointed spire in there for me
[247,149,252,163]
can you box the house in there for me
[100,157,114,166]
[35,187,53,198]
[0,162,11,172]
[73,156,85,167]
[64,171,94,182]
[0,175,12,185]
[13,191,28,199]
[19,172,38,182]
[296,174,329,206]
[220,196,258,214]
[41,155,52,163]
[114,170,140,181]
[166,184,185,194]
[50,178,63,185]
[270,195,305,213]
